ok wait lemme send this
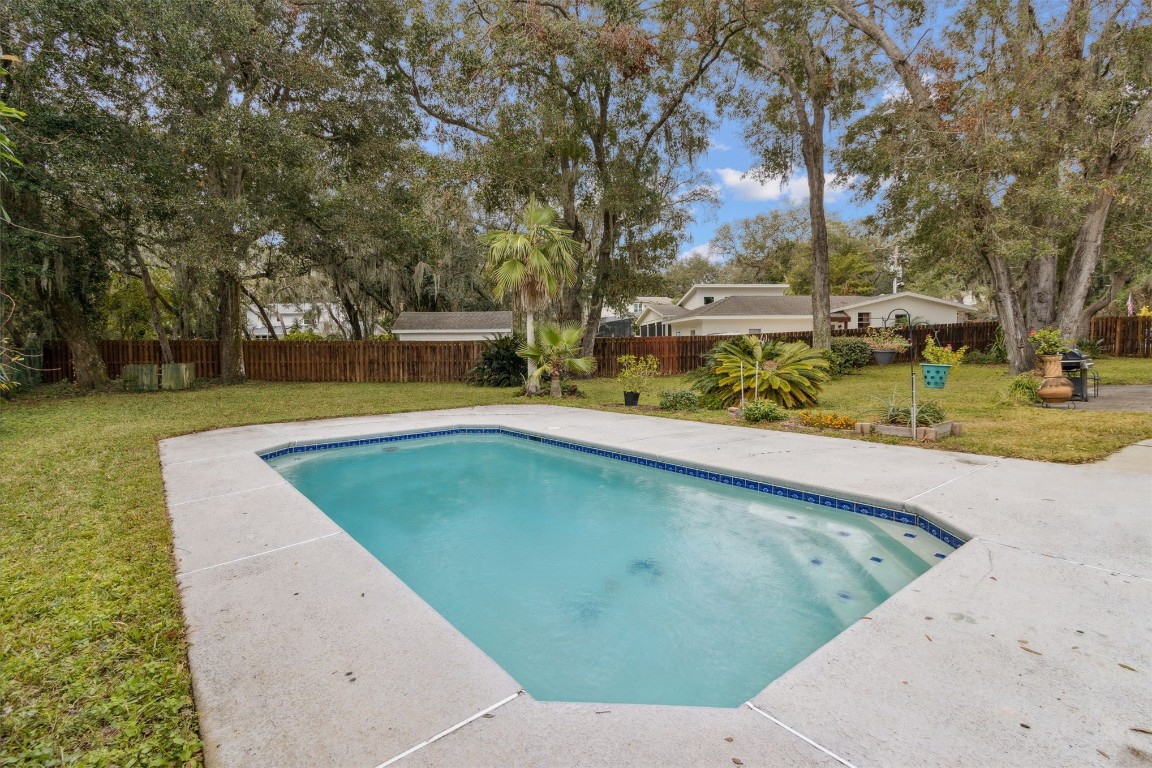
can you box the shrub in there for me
[465,334,526,387]
[863,326,910,352]
[962,349,1000,364]
[742,400,788,423]
[870,388,946,426]
[659,389,699,411]
[1074,337,1105,358]
[1028,326,1071,356]
[795,411,857,430]
[984,328,1009,363]
[685,336,830,408]
[282,328,325,341]
[617,354,660,393]
[826,337,872,374]
[1001,372,1041,405]
[921,334,967,365]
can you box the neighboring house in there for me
[390,311,513,342]
[600,296,673,320]
[597,296,674,337]
[637,285,974,337]
[246,303,361,339]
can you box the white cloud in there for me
[708,137,732,152]
[880,80,909,103]
[680,243,724,263]
[714,168,855,204]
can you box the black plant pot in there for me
[872,350,897,366]
[623,391,640,406]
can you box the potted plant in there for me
[863,326,910,365]
[617,354,660,406]
[920,335,967,389]
[1029,327,1073,404]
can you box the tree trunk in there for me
[801,131,831,349]
[580,212,617,358]
[131,242,174,364]
[44,288,108,389]
[217,270,245,383]
[241,285,279,340]
[1054,186,1111,337]
[550,361,562,398]
[524,310,538,394]
[984,250,1035,373]
[1024,249,1058,329]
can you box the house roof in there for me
[671,295,863,322]
[391,311,513,331]
[676,283,790,306]
[639,303,690,320]
[833,292,973,313]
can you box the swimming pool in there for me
[266,429,951,707]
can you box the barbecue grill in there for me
[1061,349,1097,401]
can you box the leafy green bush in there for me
[1001,372,1042,405]
[1074,337,1105,358]
[282,328,325,341]
[685,336,830,408]
[962,349,1001,364]
[984,328,1009,363]
[617,354,660,393]
[659,389,699,411]
[742,400,788,423]
[823,337,872,375]
[465,334,525,387]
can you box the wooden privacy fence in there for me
[37,316,1151,385]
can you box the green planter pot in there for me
[920,363,952,389]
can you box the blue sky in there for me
[679,117,878,263]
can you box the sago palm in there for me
[518,323,597,398]
[482,195,580,391]
[711,337,830,408]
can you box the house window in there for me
[690,329,697,336]
[748,328,761,334]
[633,302,643,313]
[857,312,871,329]
[703,296,714,304]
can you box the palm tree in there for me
[518,323,596,398]
[482,195,580,392]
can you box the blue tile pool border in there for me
[259,427,966,552]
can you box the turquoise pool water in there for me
[269,432,931,707]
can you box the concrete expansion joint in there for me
[372,690,525,768]
[984,539,1152,583]
[902,460,998,504]
[176,531,344,578]
[169,481,289,507]
[744,702,859,768]
[164,452,261,467]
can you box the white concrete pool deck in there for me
[161,406,1152,768]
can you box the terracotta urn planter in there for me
[1037,355,1073,405]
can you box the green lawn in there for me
[2,358,1150,765]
